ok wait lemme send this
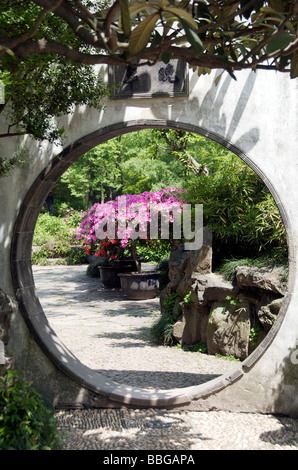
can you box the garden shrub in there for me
[217,251,288,282]
[164,291,179,313]
[151,312,177,346]
[0,370,61,450]
[136,239,172,263]
[86,257,109,277]
[31,242,72,264]
[75,188,185,266]
[184,342,208,354]
[31,245,52,265]
[32,213,87,264]
[151,291,179,346]
[66,246,87,265]
[33,213,80,246]
[185,155,288,267]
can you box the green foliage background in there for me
[52,129,233,209]
[47,129,287,267]
[0,370,61,450]
[184,153,287,265]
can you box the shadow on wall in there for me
[272,341,298,415]
[62,68,260,161]
[191,70,259,152]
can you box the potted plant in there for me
[76,204,141,287]
[76,188,186,297]
[94,238,141,288]
[116,188,186,299]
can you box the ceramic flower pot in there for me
[99,259,141,288]
[117,271,160,300]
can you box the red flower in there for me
[111,254,117,260]
[110,239,117,244]
[83,246,90,256]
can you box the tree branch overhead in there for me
[0,0,297,75]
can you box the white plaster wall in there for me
[1,67,298,412]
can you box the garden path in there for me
[32,264,298,451]
[33,264,236,390]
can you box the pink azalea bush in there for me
[76,188,186,269]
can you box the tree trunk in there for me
[132,240,141,273]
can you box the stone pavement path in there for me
[33,264,298,451]
[56,407,298,451]
[33,264,236,389]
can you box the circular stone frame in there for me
[10,120,294,408]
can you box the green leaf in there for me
[119,0,131,37]
[129,13,159,55]
[229,46,238,62]
[214,71,223,86]
[266,31,294,55]
[163,6,198,30]
[177,0,192,7]
[260,5,283,17]
[161,52,171,64]
[227,69,237,81]
[238,43,248,57]
[179,18,203,56]
[128,2,155,19]
[151,30,162,47]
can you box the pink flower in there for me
[76,188,186,258]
